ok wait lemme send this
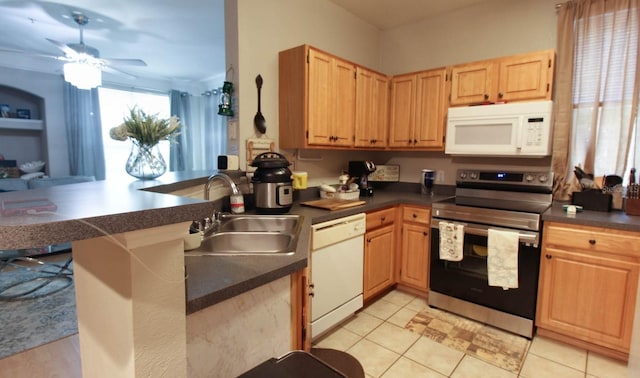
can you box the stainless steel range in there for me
[429,169,553,338]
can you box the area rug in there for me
[0,258,78,359]
[405,306,530,373]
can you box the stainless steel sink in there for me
[184,214,303,256]
[218,214,302,233]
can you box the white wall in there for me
[0,67,69,177]
[379,0,558,75]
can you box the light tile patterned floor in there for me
[312,290,629,378]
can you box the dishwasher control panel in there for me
[311,213,366,251]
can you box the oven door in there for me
[429,219,541,319]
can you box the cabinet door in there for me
[355,68,388,148]
[498,50,554,102]
[536,247,640,352]
[450,60,499,105]
[414,68,447,148]
[399,222,430,291]
[388,74,416,147]
[332,59,356,147]
[307,49,334,145]
[364,225,396,301]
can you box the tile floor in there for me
[312,290,629,378]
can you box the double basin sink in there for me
[184,214,303,256]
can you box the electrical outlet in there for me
[436,170,445,183]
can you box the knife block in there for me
[624,198,640,216]
[571,189,612,212]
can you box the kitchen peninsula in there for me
[0,171,312,378]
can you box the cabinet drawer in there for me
[544,222,640,258]
[366,207,396,231]
[402,206,431,225]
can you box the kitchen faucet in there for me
[204,172,240,200]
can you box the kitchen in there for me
[1,0,639,377]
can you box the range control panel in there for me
[457,169,553,188]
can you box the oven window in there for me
[443,233,490,279]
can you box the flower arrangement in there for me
[110,107,181,147]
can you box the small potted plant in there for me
[110,107,181,180]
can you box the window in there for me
[569,3,639,183]
[98,87,170,180]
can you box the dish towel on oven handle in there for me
[438,221,464,261]
[487,228,519,290]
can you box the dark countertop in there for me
[184,187,451,313]
[0,170,218,249]
[542,201,640,232]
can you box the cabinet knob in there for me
[423,231,428,236]
[309,292,315,297]
[381,216,386,222]
[413,139,418,144]
[484,94,489,100]
[412,213,417,218]
[498,92,504,98]
[589,239,596,245]
[545,254,552,259]
[367,238,372,243]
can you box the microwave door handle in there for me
[515,116,523,149]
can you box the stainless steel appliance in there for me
[429,168,553,338]
[250,152,293,214]
[310,213,366,340]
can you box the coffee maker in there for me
[349,161,376,196]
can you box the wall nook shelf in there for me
[0,118,44,131]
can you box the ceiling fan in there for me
[2,11,147,89]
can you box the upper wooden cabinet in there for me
[354,67,389,148]
[279,45,356,149]
[388,68,447,149]
[450,49,555,106]
[536,222,640,358]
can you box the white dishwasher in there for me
[310,213,366,340]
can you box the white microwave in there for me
[445,100,553,157]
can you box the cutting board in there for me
[301,198,366,211]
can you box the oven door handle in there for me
[431,218,539,244]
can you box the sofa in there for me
[0,176,95,192]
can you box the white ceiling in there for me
[0,0,487,85]
[329,0,488,30]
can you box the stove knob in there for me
[459,172,467,179]
[525,174,534,182]
[539,175,548,183]
[470,172,478,180]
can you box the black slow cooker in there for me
[251,152,293,214]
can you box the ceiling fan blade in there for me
[101,58,147,67]
[46,38,79,58]
[0,45,65,61]
[102,65,138,80]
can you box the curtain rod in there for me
[101,82,170,95]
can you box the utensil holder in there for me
[571,189,612,212]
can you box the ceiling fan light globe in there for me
[64,62,102,90]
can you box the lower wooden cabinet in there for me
[398,206,431,293]
[364,207,396,301]
[536,222,640,358]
